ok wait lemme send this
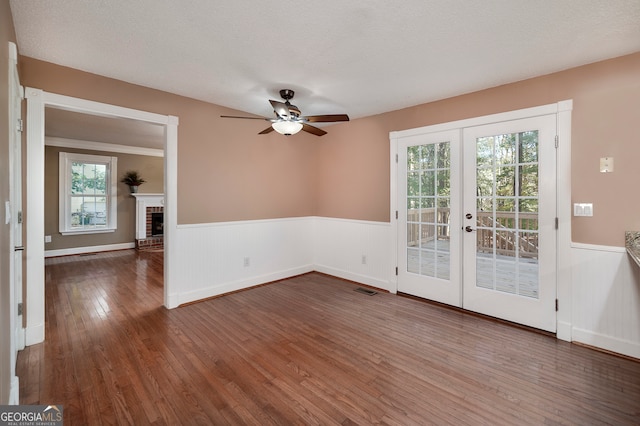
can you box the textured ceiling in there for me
[10,0,640,122]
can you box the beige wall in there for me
[19,57,318,224]
[19,52,640,247]
[0,0,17,404]
[44,146,163,250]
[317,52,640,246]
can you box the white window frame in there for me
[59,152,118,235]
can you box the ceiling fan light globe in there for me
[272,120,303,135]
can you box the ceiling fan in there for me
[221,89,349,136]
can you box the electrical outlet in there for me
[600,157,614,173]
[361,255,367,265]
[243,257,250,267]
[45,235,52,243]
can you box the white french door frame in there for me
[25,89,179,346]
[390,100,573,340]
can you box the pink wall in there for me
[317,52,640,246]
[19,52,640,246]
[19,57,319,224]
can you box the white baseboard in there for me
[25,322,44,346]
[176,265,314,306]
[174,264,392,307]
[314,264,393,293]
[556,321,572,342]
[9,376,19,405]
[45,242,135,258]
[16,326,25,351]
[165,293,180,310]
[572,327,640,359]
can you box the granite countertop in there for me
[625,231,640,268]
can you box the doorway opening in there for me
[24,89,178,345]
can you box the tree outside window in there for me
[59,153,117,235]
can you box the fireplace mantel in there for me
[131,193,164,240]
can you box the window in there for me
[59,152,117,235]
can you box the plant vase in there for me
[129,185,139,193]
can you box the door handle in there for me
[14,245,24,251]
[465,226,475,233]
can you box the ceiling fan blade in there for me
[302,123,327,137]
[304,114,350,123]
[258,126,275,135]
[220,115,270,120]
[269,100,290,119]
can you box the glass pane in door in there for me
[475,131,539,298]
[406,142,451,280]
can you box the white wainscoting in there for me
[170,216,393,306]
[172,217,315,306]
[313,217,394,292]
[571,243,640,359]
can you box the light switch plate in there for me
[574,203,593,217]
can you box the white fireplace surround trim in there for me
[131,193,164,240]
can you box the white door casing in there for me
[24,89,179,346]
[8,41,24,404]
[392,101,572,334]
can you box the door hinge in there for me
[395,153,398,163]
[554,135,558,148]
[555,299,558,312]
[17,118,23,132]
[555,217,558,229]
[18,303,23,316]
[17,211,22,224]
[395,267,398,276]
[395,210,398,220]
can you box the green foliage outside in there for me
[71,162,107,195]
[70,162,108,228]
[406,131,539,231]
[407,141,451,211]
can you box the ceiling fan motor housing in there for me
[278,89,300,117]
[279,89,295,101]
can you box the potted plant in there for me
[121,170,146,193]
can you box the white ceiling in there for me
[45,107,165,149]
[10,0,640,127]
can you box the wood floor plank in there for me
[16,249,640,425]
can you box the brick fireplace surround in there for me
[131,193,164,251]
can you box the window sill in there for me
[60,229,116,236]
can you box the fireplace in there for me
[132,193,164,251]
[151,212,164,236]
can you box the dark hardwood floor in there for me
[18,250,640,425]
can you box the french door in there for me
[462,115,557,331]
[397,114,557,332]
[397,130,461,306]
